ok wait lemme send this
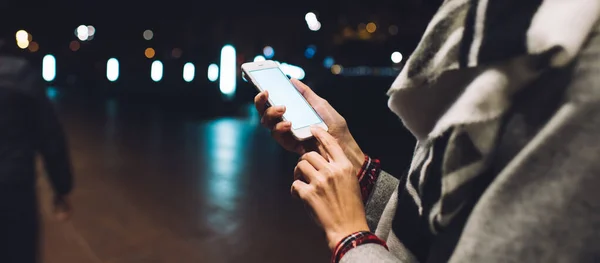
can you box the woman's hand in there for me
[254,79,365,174]
[291,126,370,251]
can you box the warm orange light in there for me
[17,41,29,49]
[69,40,80,51]
[145,48,155,59]
[366,22,377,33]
[331,64,343,75]
[358,29,371,40]
[28,41,39,52]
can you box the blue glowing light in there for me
[323,56,335,68]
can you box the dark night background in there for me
[1,0,439,262]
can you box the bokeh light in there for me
[143,30,154,40]
[171,48,182,59]
[69,41,80,51]
[15,30,28,42]
[219,45,236,96]
[305,12,321,31]
[151,60,163,82]
[183,62,195,82]
[16,30,30,49]
[145,48,155,59]
[304,45,316,59]
[263,46,274,59]
[323,56,335,68]
[17,40,29,49]
[331,64,343,75]
[42,54,56,82]
[366,22,377,33]
[106,58,119,82]
[28,41,39,52]
[87,26,96,36]
[391,52,403,63]
[208,63,219,82]
[76,25,89,41]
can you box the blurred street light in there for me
[143,30,154,40]
[15,30,30,49]
[366,22,377,33]
[263,46,274,59]
[391,52,403,63]
[305,12,321,31]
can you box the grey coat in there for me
[342,15,600,263]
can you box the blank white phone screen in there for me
[249,68,322,129]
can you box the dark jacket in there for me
[0,55,73,195]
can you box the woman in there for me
[255,1,600,262]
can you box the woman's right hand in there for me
[254,79,365,174]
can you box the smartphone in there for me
[241,60,328,141]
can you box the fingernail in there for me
[276,106,286,112]
[284,122,292,128]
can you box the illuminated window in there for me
[208,64,219,82]
[219,45,236,96]
[42,54,56,82]
[183,62,195,82]
[106,58,119,82]
[151,60,163,82]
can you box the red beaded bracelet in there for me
[331,231,388,263]
[357,155,381,204]
[356,155,370,180]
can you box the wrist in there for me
[330,231,388,263]
[326,223,370,251]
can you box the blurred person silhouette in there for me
[0,43,74,262]
[256,1,600,262]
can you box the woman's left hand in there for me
[291,126,370,251]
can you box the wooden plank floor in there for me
[37,99,330,263]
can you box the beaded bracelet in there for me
[331,231,388,263]
[357,156,381,203]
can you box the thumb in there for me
[291,79,321,105]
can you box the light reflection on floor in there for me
[202,117,256,235]
[41,97,333,262]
